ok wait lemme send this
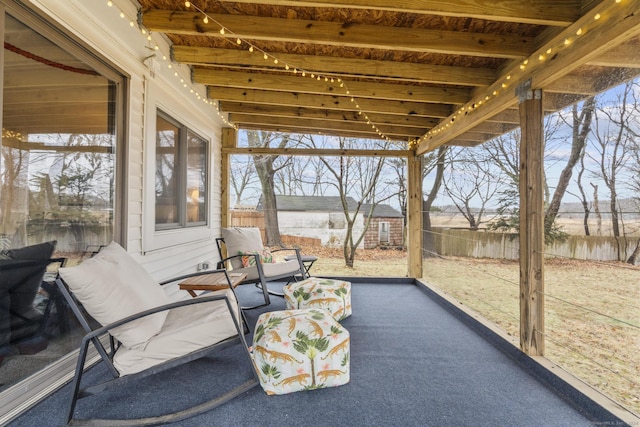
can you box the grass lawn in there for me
[306,247,640,415]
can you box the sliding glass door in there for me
[0,5,125,394]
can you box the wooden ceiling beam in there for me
[445,139,482,147]
[486,109,520,124]
[545,73,601,95]
[586,36,640,68]
[208,87,454,118]
[547,67,640,95]
[238,123,408,141]
[453,131,500,141]
[542,93,592,111]
[466,122,518,135]
[418,0,640,154]
[195,68,470,104]
[230,114,426,138]
[225,145,414,158]
[173,46,496,87]
[143,10,535,59]
[219,101,438,128]
[215,0,580,26]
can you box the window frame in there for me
[143,82,214,253]
[154,109,208,231]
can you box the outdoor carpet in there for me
[9,281,619,426]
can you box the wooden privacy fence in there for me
[432,227,639,263]
[229,211,321,247]
[230,211,264,228]
[230,212,638,262]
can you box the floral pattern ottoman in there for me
[252,309,350,395]
[283,277,352,321]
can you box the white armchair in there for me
[216,227,308,309]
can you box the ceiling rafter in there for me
[173,45,497,86]
[143,10,536,59]
[215,0,581,26]
[208,87,454,118]
[419,0,640,153]
[193,68,471,105]
[214,0,581,26]
[137,0,640,150]
[219,102,439,128]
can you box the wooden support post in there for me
[407,155,423,278]
[220,127,236,229]
[518,81,545,356]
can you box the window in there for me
[155,111,207,230]
[379,221,390,243]
[1,15,123,251]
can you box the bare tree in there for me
[273,134,310,196]
[422,145,447,257]
[485,123,569,243]
[546,97,595,224]
[589,82,635,259]
[590,183,603,235]
[484,132,521,233]
[442,147,501,230]
[246,130,292,247]
[309,135,392,267]
[623,81,640,264]
[573,145,591,235]
[386,158,407,221]
[229,155,257,207]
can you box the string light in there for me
[415,0,624,148]
[182,1,397,143]
[125,0,627,148]
[103,1,235,128]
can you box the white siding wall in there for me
[30,0,226,288]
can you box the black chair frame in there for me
[215,237,308,309]
[56,269,258,426]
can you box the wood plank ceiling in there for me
[138,0,640,155]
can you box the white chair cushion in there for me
[59,241,170,348]
[231,259,302,281]
[221,227,264,270]
[113,289,239,375]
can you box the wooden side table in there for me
[179,272,247,297]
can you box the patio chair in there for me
[216,227,308,309]
[0,241,58,356]
[56,241,258,426]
